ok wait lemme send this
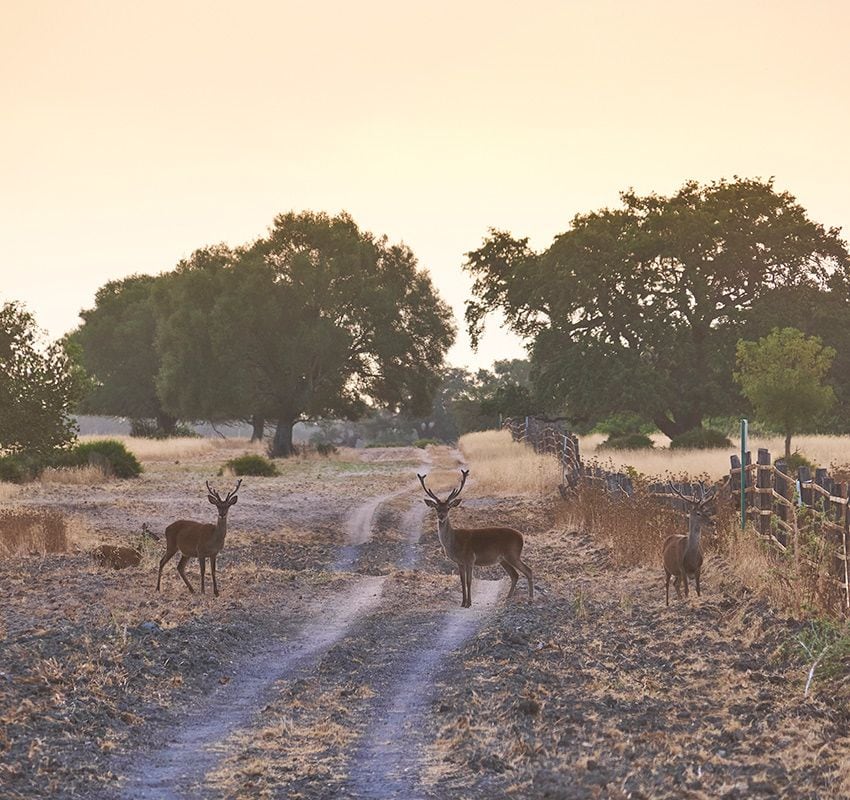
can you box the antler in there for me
[417,473,441,501]
[206,481,223,501]
[446,469,470,502]
[224,479,243,503]
[697,482,717,507]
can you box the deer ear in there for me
[423,498,438,509]
[207,495,218,505]
[229,496,238,505]
[449,498,462,508]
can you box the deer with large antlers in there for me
[662,482,717,606]
[418,469,533,607]
[156,480,242,596]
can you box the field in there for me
[1,435,849,798]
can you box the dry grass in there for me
[40,465,110,485]
[459,430,562,496]
[0,482,20,502]
[580,433,850,480]
[78,434,228,461]
[0,508,68,556]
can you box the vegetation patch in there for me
[598,433,654,450]
[0,508,68,556]
[221,454,280,477]
[669,427,733,449]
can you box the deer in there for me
[662,482,717,606]
[91,524,160,570]
[156,480,241,596]
[418,469,533,608]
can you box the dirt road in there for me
[1,443,848,799]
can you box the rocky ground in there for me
[0,442,848,799]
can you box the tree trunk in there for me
[156,412,177,437]
[250,415,265,443]
[785,431,792,460]
[652,412,703,441]
[270,417,296,458]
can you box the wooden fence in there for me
[505,417,850,609]
[732,448,850,609]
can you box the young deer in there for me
[92,524,160,570]
[662,483,717,606]
[156,480,241,596]
[418,469,533,607]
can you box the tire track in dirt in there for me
[118,576,386,800]
[344,579,506,800]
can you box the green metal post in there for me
[741,418,748,530]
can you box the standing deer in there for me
[662,482,717,606]
[418,469,533,607]
[156,480,241,596]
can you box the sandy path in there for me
[345,578,505,799]
[119,576,386,800]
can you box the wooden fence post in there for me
[757,448,771,536]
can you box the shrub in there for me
[316,443,338,457]
[593,412,655,438]
[414,438,440,449]
[365,441,411,448]
[783,451,816,473]
[222,454,279,477]
[0,454,42,483]
[64,440,143,478]
[670,428,733,450]
[598,433,654,450]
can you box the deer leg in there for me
[695,570,701,597]
[673,575,682,599]
[211,555,219,597]
[501,561,519,598]
[513,558,534,602]
[465,563,474,607]
[683,574,690,598]
[458,565,467,607]
[199,557,206,594]
[665,571,671,606]
[157,547,177,591]
[176,555,195,593]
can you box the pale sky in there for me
[2,0,849,370]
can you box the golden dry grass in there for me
[40,465,110,485]
[78,434,224,461]
[0,482,20,502]
[0,508,68,556]
[459,430,562,496]
[580,433,850,480]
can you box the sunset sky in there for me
[2,1,849,370]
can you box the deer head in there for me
[206,479,242,517]
[418,469,469,523]
[669,482,717,528]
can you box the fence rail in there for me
[504,417,850,609]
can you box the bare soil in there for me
[1,442,848,799]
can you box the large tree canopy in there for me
[151,211,456,455]
[238,212,456,455]
[465,178,850,437]
[71,275,178,434]
[0,302,79,453]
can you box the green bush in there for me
[0,440,142,482]
[414,438,440,449]
[783,451,816,473]
[365,441,411,449]
[598,433,654,450]
[0,453,43,483]
[669,428,733,450]
[222,454,279,477]
[593,413,655,438]
[66,440,142,478]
